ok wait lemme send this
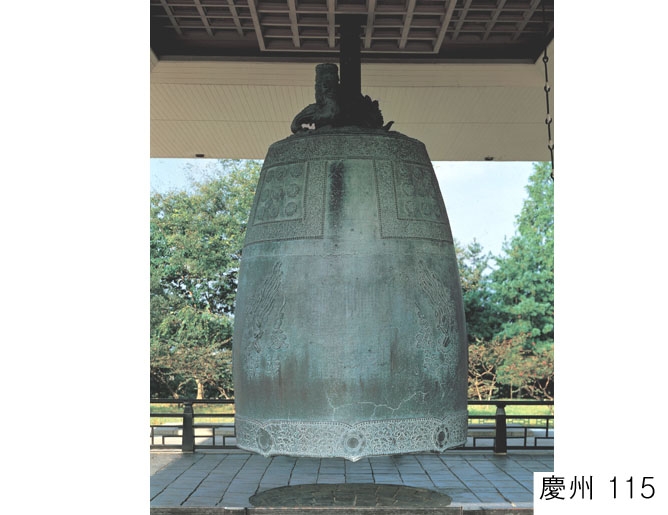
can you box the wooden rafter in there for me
[247,0,266,51]
[327,0,336,48]
[287,0,300,48]
[159,0,182,36]
[364,0,377,50]
[399,0,416,49]
[193,0,213,37]
[226,0,245,36]
[150,0,554,59]
[433,0,457,54]
[452,0,473,41]
[512,0,542,40]
[483,0,508,41]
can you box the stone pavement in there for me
[150,449,553,513]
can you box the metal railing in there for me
[467,400,554,453]
[150,399,237,451]
[150,399,553,453]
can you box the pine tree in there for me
[491,162,554,352]
[489,162,554,399]
[455,238,498,344]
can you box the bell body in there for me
[233,127,467,461]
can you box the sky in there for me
[150,158,535,258]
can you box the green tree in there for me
[490,162,554,399]
[458,162,554,400]
[491,161,554,352]
[498,345,554,400]
[467,336,513,400]
[455,238,498,344]
[150,160,261,398]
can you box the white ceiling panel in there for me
[150,41,554,161]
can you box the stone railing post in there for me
[182,401,194,452]
[494,402,507,454]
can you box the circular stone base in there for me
[249,483,452,507]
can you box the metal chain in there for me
[542,1,554,180]
[543,49,554,180]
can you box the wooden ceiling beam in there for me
[287,0,300,48]
[483,0,508,41]
[151,0,553,60]
[327,0,336,48]
[433,0,457,54]
[226,0,245,36]
[512,0,540,40]
[399,0,417,50]
[193,0,214,37]
[364,0,377,50]
[452,0,473,41]
[159,0,183,36]
[247,0,266,51]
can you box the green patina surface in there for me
[233,127,468,460]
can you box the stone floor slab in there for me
[150,450,553,511]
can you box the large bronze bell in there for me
[232,20,467,461]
